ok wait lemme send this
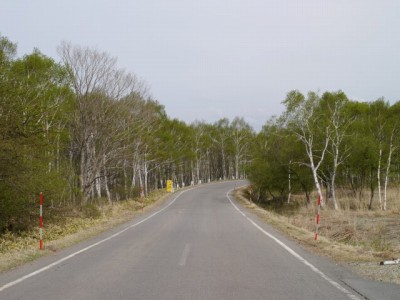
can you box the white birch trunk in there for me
[80,147,87,204]
[103,155,111,203]
[95,140,101,198]
[287,160,291,204]
[144,159,148,196]
[95,174,101,198]
[303,130,329,208]
[138,165,143,195]
[383,131,395,211]
[222,149,226,180]
[331,147,339,210]
[377,142,383,210]
[310,156,324,207]
[131,160,137,190]
[123,159,128,199]
[235,155,239,180]
[196,158,200,184]
[190,161,193,184]
[180,163,184,187]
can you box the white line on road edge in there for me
[226,190,361,300]
[0,189,192,293]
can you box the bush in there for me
[80,204,101,219]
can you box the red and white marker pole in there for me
[314,195,321,240]
[39,192,43,250]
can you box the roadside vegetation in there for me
[1,33,399,283]
[0,189,168,272]
[243,91,400,284]
[0,34,254,236]
[243,87,400,284]
[236,187,400,285]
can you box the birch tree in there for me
[211,119,231,180]
[282,90,330,207]
[190,122,205,184]
[382,102,400,210]
[368,99,389,210]
[58,42,138,203]
[320,91,352,210]
[230,117,253,180]
[0,36,73,230]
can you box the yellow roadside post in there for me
[167,180,173,192]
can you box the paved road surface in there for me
[1,181,399,299]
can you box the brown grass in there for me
[235,187,400,285]
[0,190,169,272]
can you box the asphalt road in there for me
[1,181,399,300]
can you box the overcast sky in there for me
[1,0,400,131]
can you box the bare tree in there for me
[58,42,140,203]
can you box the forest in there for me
[1,34,399,234]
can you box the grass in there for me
[235,187,400,285]
[0,189,169,272]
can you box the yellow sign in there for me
[166,180,173,192]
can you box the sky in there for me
[1,0,400,131]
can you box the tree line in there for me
[1,34,399,233]
[248,90,400,211]
[0,35,254,232]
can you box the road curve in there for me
[0,181,399,300]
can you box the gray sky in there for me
[1,0,400,131]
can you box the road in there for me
[0,181,399,299]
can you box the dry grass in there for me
[0,190,168,272]
[235,187,400,285]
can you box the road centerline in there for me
[178,243,191,267]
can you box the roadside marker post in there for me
[39,192,43,250]
[167,180,173,192]
[314,195,321,240]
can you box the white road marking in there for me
[0,189,192,293]
[226,190,361,300]
[179,243,191,266]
